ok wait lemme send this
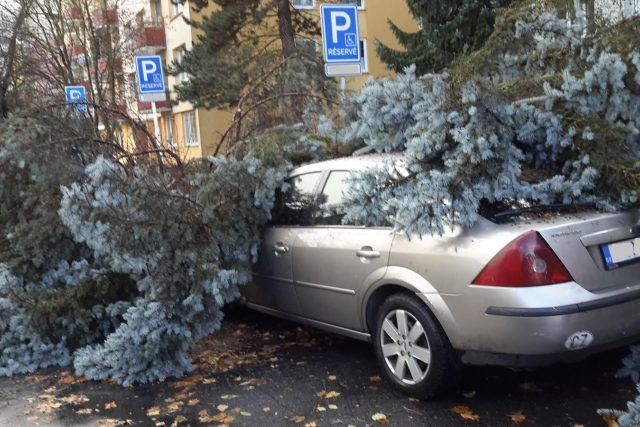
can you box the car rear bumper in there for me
[431,282,640,366]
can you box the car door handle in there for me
[356,248,381,259]
[274,242,289,255]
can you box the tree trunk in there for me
[276,0,296,58]
[0,1,32,117]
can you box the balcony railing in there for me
[69,44,85,56]
[92,8,117,28]
[133,25,166,53]
[64,7,83,21]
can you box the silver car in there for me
[242,154,640,397]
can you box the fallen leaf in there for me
[146,406,161,416]
[408,397,419,402]
[372,412,389,424]
[370,375,383,383]
[263,407,271,413]
[59,374,87,385]
[25,374,50,383]
[316,405,326,412]
[292,415,306,423]
[171,415,187,427]
[165,401,183,413]
[601,412,620,427]
[217,404,229,412]
[60,394,90,405]
[155,422,166,427]
[198,410,235,424]
[463,391,476,398]
[305,422,317,427]
[328,404,338,410]
[104,401,117,410]
[240,411,251,416]
[451,405,480,421]
[187,399,200,407]
[95,419,126,427]
[27,416,39,422]
[315,390,341,399]
[76,408,93,415]
[328,375,337,381]
[202,378,216,385]
[221,394,238,400]
[509,411,526,424]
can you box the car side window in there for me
[315,171,353,226]
[271,172,321,226]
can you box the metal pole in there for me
[151,101,162,150]
[340,76,346,99]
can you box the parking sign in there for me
[65,85,87,113]
[320,4,360,64]
[135,55,165,94]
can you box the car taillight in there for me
[472,231,573,287]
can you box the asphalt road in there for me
[0,306,635,426]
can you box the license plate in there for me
[601,237,640,270]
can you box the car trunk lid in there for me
[535,210,640,292]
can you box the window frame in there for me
[270,172,323,227]
[291,0,316,10]
[182,111,198,147]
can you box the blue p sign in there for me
[65,85,87,113]
[135,55,165,94]
[321,4,360,63]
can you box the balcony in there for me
[64,7,83,21]
[98,57,123,74]
[133,25,166,53]
[69,44,85,56]
[92,8,117,28]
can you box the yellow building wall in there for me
[130,0,418,159]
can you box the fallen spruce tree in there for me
[0,0,639,396]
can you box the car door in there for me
[291,170,394,331]
[243,172,322,314]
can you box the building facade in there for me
[127,0,418,158]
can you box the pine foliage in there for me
[324,1,640,236]
[376,0,511,74]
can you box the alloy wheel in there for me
[379,309,431,385]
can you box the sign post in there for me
[135,55,166,148]
[320,4,362,97]
[65,85,88,113]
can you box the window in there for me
[359,39,368,73]
[165,116,175,147]
[315,171,352,226]
[182,111,198,147]
[292,0,315,9]
[271,172,322,226]
[173,46,188,83]
[171,0,184,17]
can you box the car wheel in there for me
[373,293,461,398]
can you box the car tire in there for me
[373,292,461,398]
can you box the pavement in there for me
[0,306,635,427]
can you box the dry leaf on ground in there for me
[292,415,306,423]
[187,399,200,407]
[451,405,480,421]
[171,415,187,427]
[509,411,526,424]
[328,375,337,381]
[369,375,382,383]
[104,401,117,410]
[146,406,161,416]
[372,413,389,424]
[95,419,126,427]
